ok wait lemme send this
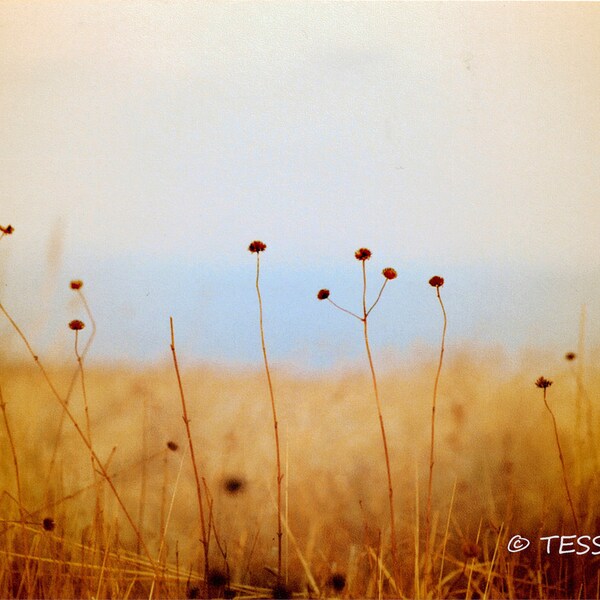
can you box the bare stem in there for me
[0,384,27,549]
[542,388,580,533]
[169,317,209,590]
[0,301,157,573]
[74,329,102,548]
[45,288,97,499]
[425,286,447,568]
[361,262,399,586]
[255,253,283,583]
[366,279,389,318]
[326,298,363,321]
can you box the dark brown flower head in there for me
[272,584,292,599]
[70,279,83,290]
[223,476,245,495]
[429,275,444,288]
[535,376,553,389]
[1,225,14,235]
[167,441,179,452]
[186,586,201,599]
[42,517,55,531]
[248,240,266,253]
[328,573,346,592]
[354,247,372,261]
[382,267,397,280]
[317,288,330,300]
[68,319,85,331]
[462,541,480,559]
[565,352,576,361]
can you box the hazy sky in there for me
[1,2,599,366]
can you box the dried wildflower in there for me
[565,352,576,361]
[0,225,14,234]
[462,541,480,559]
[328,573,346,591]
[272,584,292,599]
[223,476,245,495]
[248,240,266,253]
[429,275,444,288]
[207,569,228,588]
[167,441,179,452]
[68,319,85,331]
[317,288,330,300]
[382,267,397,280]
[354,247,372,261]
[186,586,201,599]
[70,280,83,290]
[535,376,553,389]
[42,517,55,531]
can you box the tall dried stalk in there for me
[536,377,580,533]
[0,383,27,550]
[45,280,97,499]
[424,276,447,570]
[0,301,157,573]
[248,240,283,583]
[169,317,209,591]
[318,248,399,584]
[70,319,103,547]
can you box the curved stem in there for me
[170,318,209,591]
[326,298,362,321]
[255,254,283,583]
[425,287,447,567]
[0,301,157,573]
[366,279,388,318]
[543,389,580,533]
[361,262,398,585]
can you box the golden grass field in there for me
[1,341,600,598]
[1,229,599,599]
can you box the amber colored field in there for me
[1,344,600,598]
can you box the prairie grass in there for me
[1,350,600,598]
[1,233,600,598]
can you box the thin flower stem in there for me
[425,285,447,571]
[361,261,399,586]
[255,252,283,584]
[542,389,580,533]
[0,384,27,550]
[0,301,158,573]
[45,288,97,501]
[326,298,363,321]
[169,317,209,592]
[74,328,102,548]
[366,279,389,318]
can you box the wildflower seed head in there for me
[248,240,266,253]
[70,279,83,290]
[535,376,553,389]
[223,476,245,495]
[317,288,330,300]
[462,541,480,559]
[1,225,14,234]
[272,584,292,599]
[354,247,372,261]
[328,573,346,592]
[186,586,200,599]
[207,569,228,588]
[382,267,397,280]
[42,517,55,531]
[68,319,85,331]
[167,441,179,451]
[429,275,444,288]
[565,352,576,361]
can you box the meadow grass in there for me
[1,230,599,598]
